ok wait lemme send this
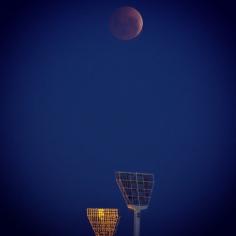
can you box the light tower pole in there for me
[115,171,154,236]
[134,208,141,236]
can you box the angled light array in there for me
[87,208,120,236]
[115,171,154,236]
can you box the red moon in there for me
[110,6,143,40]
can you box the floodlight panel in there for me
[116,171,154,208]
[87,208,120,236]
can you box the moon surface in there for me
[110,6,143,40]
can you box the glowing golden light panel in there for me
[87,208,120,236]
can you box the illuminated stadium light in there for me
[87,208,120,236]
[115,171,154,236]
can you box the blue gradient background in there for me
[1,0,236,235]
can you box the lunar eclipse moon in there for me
[110,6,143,40]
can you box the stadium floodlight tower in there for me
[87,208,120,236]
[115,171,154,236]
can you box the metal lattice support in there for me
[87,208,120,236]
[115,171,154,236]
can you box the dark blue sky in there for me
[1,0,236,235]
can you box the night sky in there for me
[1,0,236,235]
